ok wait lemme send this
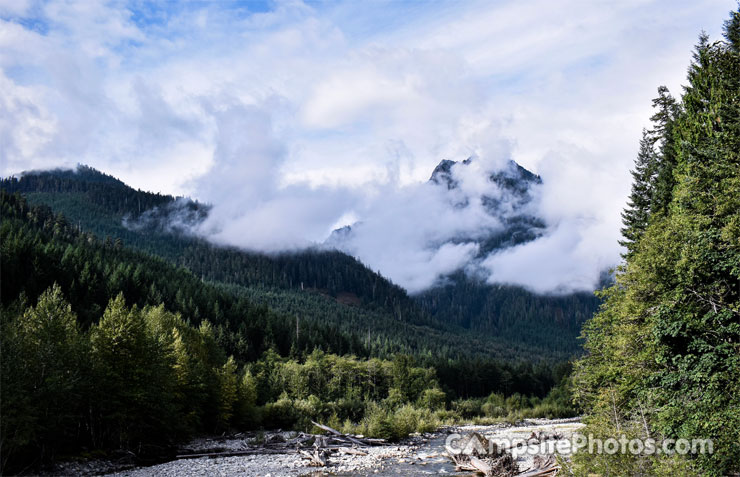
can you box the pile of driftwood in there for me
[298,421,385,467]
[176,420,385,468]
[447,432,561,477]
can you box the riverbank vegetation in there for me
[1,283,577,472]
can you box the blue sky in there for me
[0,0,736,292]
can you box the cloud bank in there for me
[0,0,735,293]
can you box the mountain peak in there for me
[327,157,547,289]
[428,157,475,189]
[490,160,542,194]
[429,158,540,192]
[15,164,126,187]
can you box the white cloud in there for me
[0,0,736,293]
[192,103,361,250]
[482,218,609,294]
[0,0,32,17]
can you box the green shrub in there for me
[521,403,575,419]
[363,403,394,440]
[292,394,324,429]
[452,398,484,419]
[262,394,298,429]
[391,405,419,438]
[417,388,446,411]
[482,392,506,418]
[433,409,460,424]
[504,393,526,413]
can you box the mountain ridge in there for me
[1,163,600,361]
[328,157,549,285]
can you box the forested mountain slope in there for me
[2,164,599,360]
[1,167,427,324]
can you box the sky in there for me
[0,0,736,294]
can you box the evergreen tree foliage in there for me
[90,295,177,449]
[0,285,86,468]
[649,86,681,216]
[573,9,740,475]
[620,129,658,256]
[620,85,681,257]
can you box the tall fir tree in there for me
[620,129,658,256]
[649,85,681,216]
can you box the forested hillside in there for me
[2,190,564,366]
[572,9,740,476]
[417,271,600,356]
[2,168,421,327]
[0,191,572,472]
[2,165,598,361]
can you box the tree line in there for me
[572,9,740,476]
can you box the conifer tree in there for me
[0,285,85,466]
[620,129,658,256]
[726,8,740,49]
[90,294,176,448]
[216,357,239,431]
[649,86,680,215]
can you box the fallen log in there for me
[517,455,560,477]
[310,420,370,447]
[364,438,387,445]
[469,456,493,474]
[286,434,314,446]
[446,432,519,476]
[338,447,368,456]
[299,448,328,467]
[175,448,287,460]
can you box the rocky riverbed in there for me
[47,418,583,476]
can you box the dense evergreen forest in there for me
[0,190,575,473]
[417,271,600,354]
[572,9,740,476]
[1,165,599,361]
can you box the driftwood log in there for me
[449,452,519,477]
[518,455,560,476]
[295,422,382,467]
[447,432,519,477]
[299,447,329,467]
[447,432,561,477]
[310,421,377,447]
